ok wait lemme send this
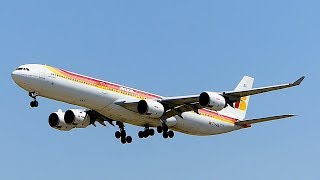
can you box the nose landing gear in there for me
[29,92,39,108]
[115,121,132,144]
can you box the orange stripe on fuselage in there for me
[199,108,237,124]
[46,66,161,100]
[46,65,239,125]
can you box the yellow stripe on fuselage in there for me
[46,66,237,125]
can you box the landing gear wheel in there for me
[30,101,38,108]
[126,136,132,143]
[115,131,121,139]
[116,121,132,144]
[121,131,126,138]
[143,131,149,138]
[163,132,168,139]
[148,129,155,136]
[163,125,168,132]
[139,125,156,139]
[138,131,144,138]
[121,138,126,144]
[168,131,174,138]
[157,126,163,133]
[29,92,39,107]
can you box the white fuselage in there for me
[12,64,243,136]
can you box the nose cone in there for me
[11,70,26,86]
[11,70,19,82]
[11,69,32,91]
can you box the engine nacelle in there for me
[137,99,165,118]
[199,92,226,111]
[48,110,74,131]
[64,109,90,128]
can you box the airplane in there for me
[11,64,304,144]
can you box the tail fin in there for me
[219,76,254,120]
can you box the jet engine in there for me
[137,99,165,118]
[64,109,91,128]
[199,92,226,111]
[48,110,74,131]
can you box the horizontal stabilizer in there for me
[235,114,296,125]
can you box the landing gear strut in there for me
[29,92,39,108]
[114,121,132,144]
[157,123,174,139]
[138,124,155,138]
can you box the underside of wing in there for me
[86,109,115,126]
[114,100,139,112]
[114,98,201,119]
[159,95,201,118]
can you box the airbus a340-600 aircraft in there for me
[11,64,304,144]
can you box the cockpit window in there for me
[16,68,30,71]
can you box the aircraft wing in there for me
[114,100,139,112]
[159,76,304,108]
[115,97,201,119]
[86,109,115,126]
[160,95,199,105]
[116,76,304,119]
[222,76,305,98]
[235,114,296,125]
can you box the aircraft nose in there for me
[11,70,20,82]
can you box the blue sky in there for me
[1,1,319,179]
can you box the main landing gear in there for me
[157,123,174,139]
[29,92,39,108]
[114,121,132,144]
[138,124,155,138]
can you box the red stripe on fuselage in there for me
[51,66,238,122]
[58,68,161,99]
[200,108,237,122]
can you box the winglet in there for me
[292,76,305,86]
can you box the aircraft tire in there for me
[121,138,126,144]
[138,131,144,138]
[168,131,174,138]
[163,132,168,139]
[143,131,149,138]
[126,136,132,143]
[157,126,162,133]
[149,129,155,136]
[115,131,121,139]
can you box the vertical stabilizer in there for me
[219,76,254,120]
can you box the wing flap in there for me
[160,95,199,107]
[235,114,296,125]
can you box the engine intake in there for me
[49,113,60,128]
[64,109,90,128]
[137,99,164,118]
[64,110,75,124]
[48,110,74,131]
[199,92,226,111]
